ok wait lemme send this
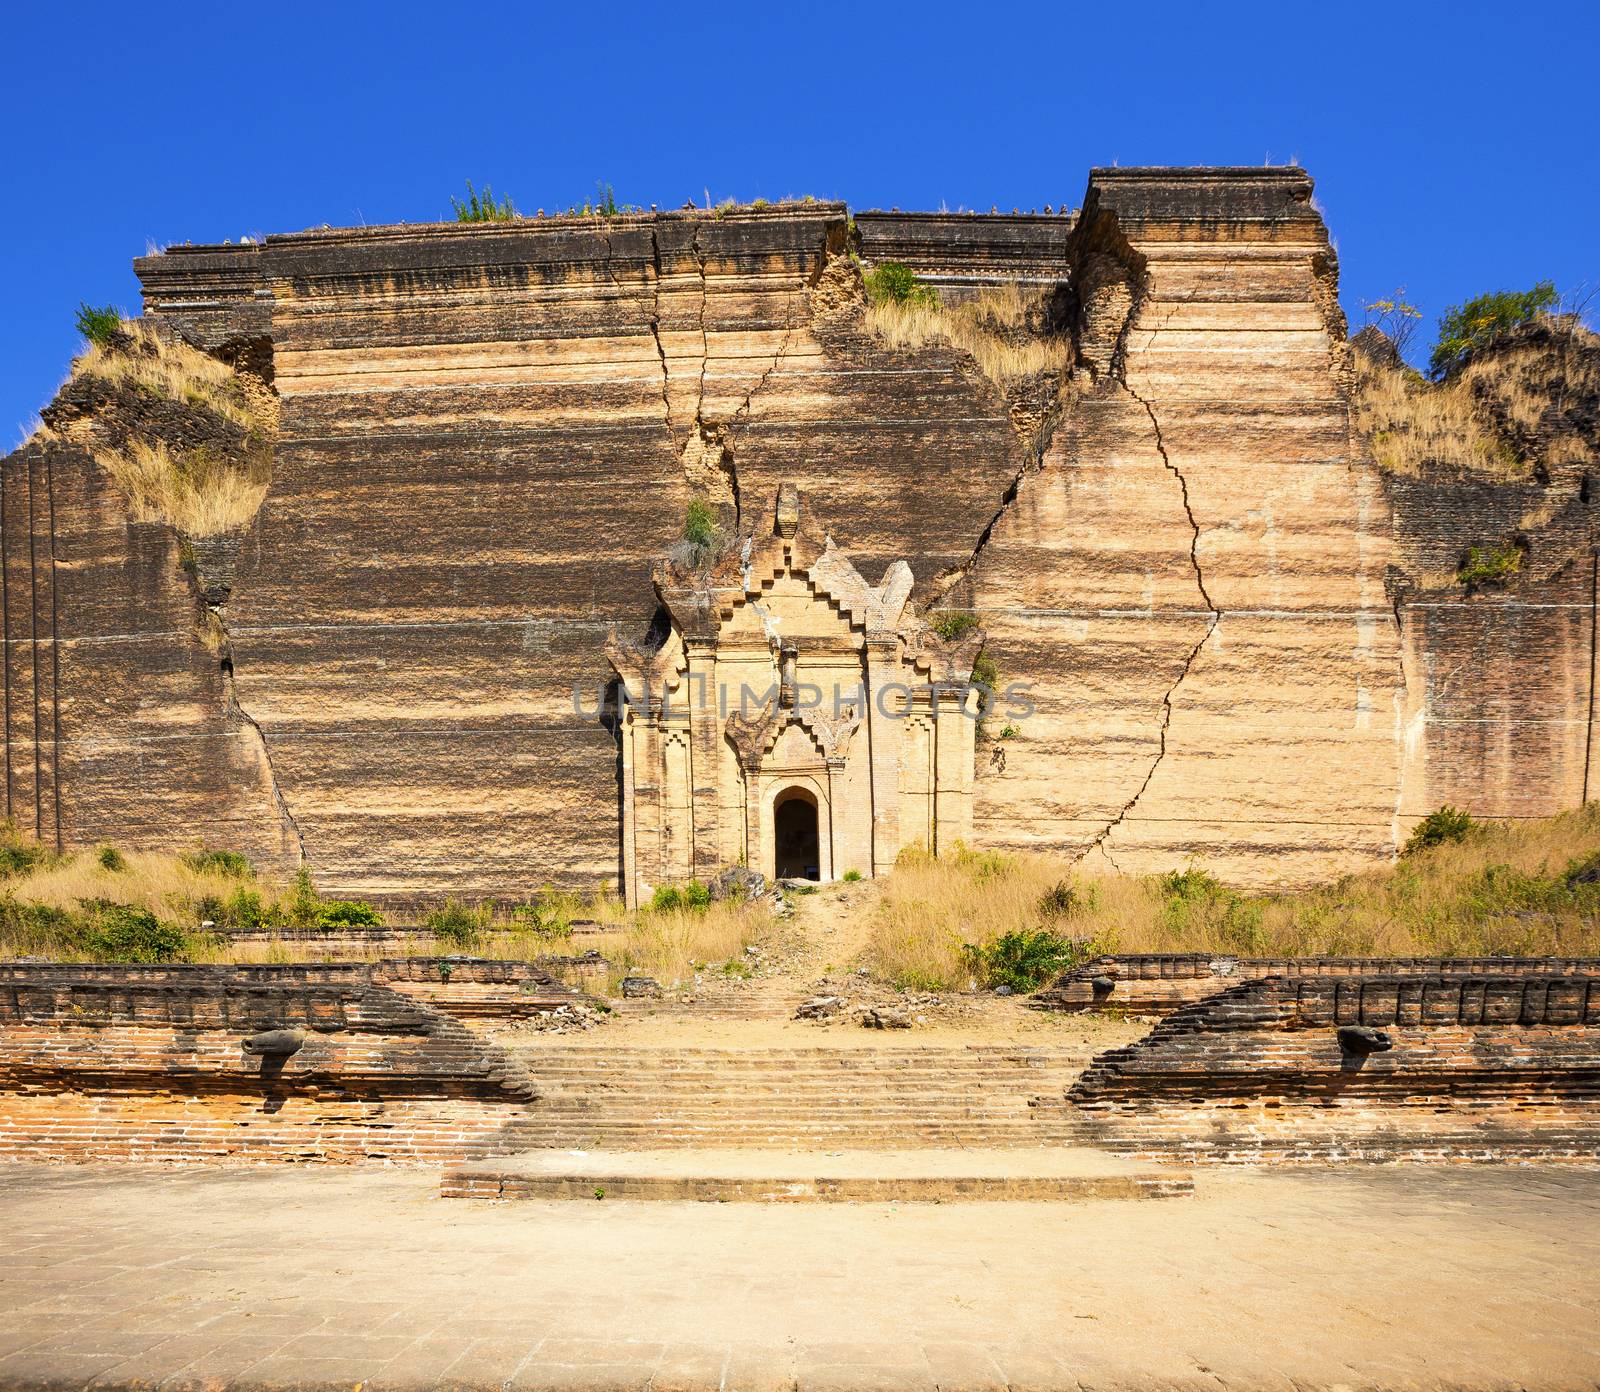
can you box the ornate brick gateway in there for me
[607,485,985,906]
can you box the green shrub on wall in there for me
[864,262,935,308]
[1429,282,1558,379]
[1457,544,1523,591]
[74,302,123,347]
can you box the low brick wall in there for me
[218,924,608,958]
[0,963,541,1164]
[373,957,583,1021]
[1062,974,1600,1162]
[1035,954,1600,1015]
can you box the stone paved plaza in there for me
[1,1162,1596,1391]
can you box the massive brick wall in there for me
[2,166,1596,898]
[1037,952,1600,1014]
[0,438,288,858]
[0,963,542,1163]
[1390,468,1600,823]
[126,206,1027,899]
[956,169,1402,883]
[1065,974,1600,1161]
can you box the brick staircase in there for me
[498,1044,1098,1149]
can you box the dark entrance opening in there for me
[774,790,820,881]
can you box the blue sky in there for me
[3,0,1596,443]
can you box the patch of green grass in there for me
[96,846,127,872]
[930,611,981,640]
[682,496,720,553]
[316,899,383,929]
[1157,866,1266,954]
[181,849,254,879]
[864,262,935,308]
[841,869,863,883]
[650,880,712,914]
[511,887,580,938]
[1458,544,1523,590]
[451,181,518,223]
[75,303,123,347]
[0,834,51,878]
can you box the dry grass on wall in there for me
[1352,354,1525,478]
[1459,330,1600,471]
[94,437,270,536]
[865,809,1600,989]
[1353,325,1598,481]
[76,322,272,434]
[865,284,1074,396]
[46,320,276,538]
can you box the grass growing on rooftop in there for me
[452,181,518,222]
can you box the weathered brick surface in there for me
[3,170,1594,898]
[1063,974,1600,1161]
[0,962,544,1164]
[1036,952,1600,1014]
[374,955,582,1019]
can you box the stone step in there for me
[442,1147,1192,1202]
[538,1075,1077,1081]
[511,1104,1067,1118]
[524,1088,1075,1100]
[522,1048,1087,1059]
[501,1128,1079,1149]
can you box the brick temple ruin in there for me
[2,165,1598,1184]
[5,166,1598,903]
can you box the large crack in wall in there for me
[182,556,307,866]
[904,196,1223,866]
[222,650,309,866]
[600,227,677,455]
[1080,379,1221,868]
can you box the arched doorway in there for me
[773,788,820,881]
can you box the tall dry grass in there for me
[866,809,1600,989]
[0,832,771,984]
[1352,354,1525,478]
[94,438,271,536]
[4,845,289,921]
[61,321,276,537]
[580,890,770,991]
[76,322,269,435]
[1353,324,1597,481]
[865,284,1074,395]
[1457,326,1600,471]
